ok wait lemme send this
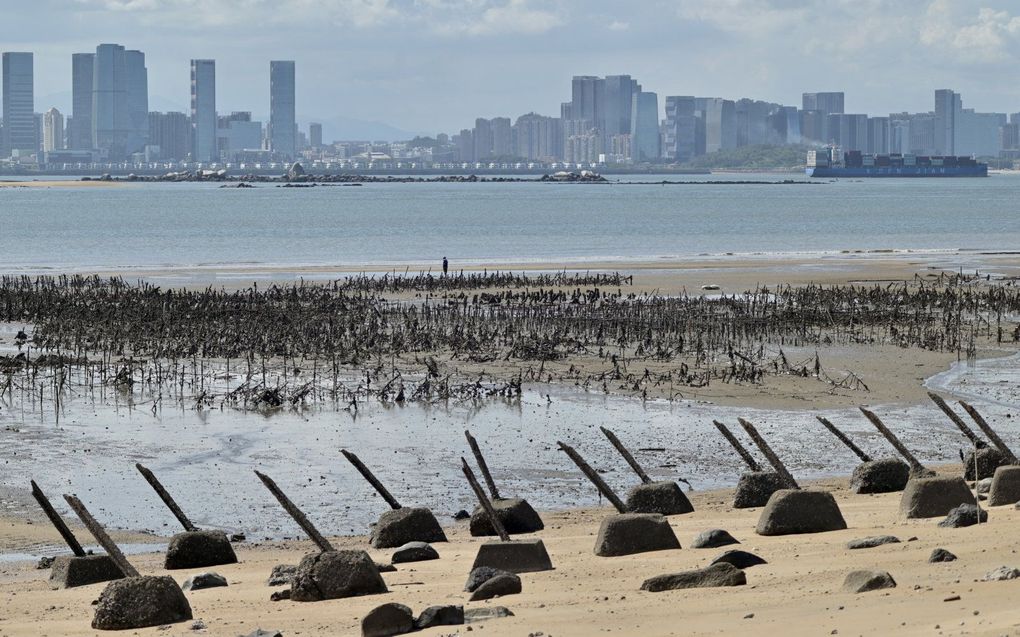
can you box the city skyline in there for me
[6,1,1020,136]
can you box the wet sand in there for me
[3,468,1019,636]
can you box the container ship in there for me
[806,148,987,177]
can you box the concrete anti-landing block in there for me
[164,530,238,570]
[899,476,975,519]
[755,489,847,536]
[291,550,388,602]
[469,498,544,536]
[370,507,448,549]
[470,539,553,574]
[963,447,1010,481]
[732,471,786,509]
[48,555,125,589]
[625,481,694,516]
[850,457,910,494]
[594,513,681,557]
[987,465,1020,506]
[91,575,192,630]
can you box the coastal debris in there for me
[600,426,694,515]
[938,503,987,528]
[959,400,1018,462]
[468,572,522,601]
[640,562,746,592]
[712,420,762,472]
[858,407,931,476]
[254,470,335,552]
[414,605,464,630]
[846,535,901,549]
[361,603,414,637]
[30,480,86,557]
[690,529,740,549]
[816,416,872,463]
[710,549,767,569]
[557,441,627,513]
[465,430,544,536]
[738,418,799,489]
[928,392,988,449]
[842,570,896,593]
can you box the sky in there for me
[5,0,1020,139]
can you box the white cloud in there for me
[424,0,562,36]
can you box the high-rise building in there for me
[699,98,736,154]
[309,122,322,148]
[570,76,604,126]
[70,53,94,150]
[457,128,473,162]
[513,113,562,161]
[216,111,263,160]
[125,49,148,155]
[269,61,296,159]
[867,116,889,154]
[2,52,35,157]
[491,117,512,157]
[802,92,844,115]
[603,75,638,146]
[43,107,64,151]
[148,111,190,161]
[934,89,960,156]
[472,117,492,161]
[92,44,144,160]
[190,59,216,162]
[630,91,659,161]
[663,96,696,162]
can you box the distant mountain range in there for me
[37,92,423,143]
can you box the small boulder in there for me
[733,471,786,508]
[988,465,1020,506]
[976,478,994,495]
[376,563,397,573]
[710,550,767,569]
[270,589,290,602]
[594,513,681,557]
[290,550,388,602]
[938,503,987,528]
[755,489,847,536]
[91,575,193,630]
[164,530,238,570]
[690,529,740,549]
[464,607,514,623]
[929,548,957,563]
[850,457,910,494]
[963,447,1010,481]
[469,573,522,601]
[464,566,511,593]
[370,507,447,549]
[899,476,975,519]
[984,566,1020,581]
[847,536,901,550]
[624,481,694,516]
[242,630,283,637]
[469,498,544,536]
[268,564,296,586]
[391,541,439,564]
[641,562,747,592]
[414,605,464,629]
[362,603,414,637]
[182,572,227,591]
[842,570,896,593]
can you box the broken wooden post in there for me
[461,458,510,542]
[928,392,988,449]
[960,400,1018,463]
[600,426,652,484]
[341,449,402,510]
[31,480,85,557]
[713,420,762,471]
[859,407,929,474]
[62,494,139,578]
[816,416,872,462]
[557,441,627,513]
[465,430,501,500]
[254,470,335,552]
[737,418,799,489]
[135,463,197,532]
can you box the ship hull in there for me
[806,165,987,178]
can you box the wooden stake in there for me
[62,494,139,577]
[461,458,510,542]
[340,449,402,510]
[816,416,871,463]
[30,481,85,557]
[465,430,501,500]
[959,401,1018,463]
[927,392,987,449]
[859,407,927,473]
[557,441,627,513]
[712,420,762,472]
[135,463,197,532]
[600,426,652,484]
[254,471,335,552]
[737,418,799,489]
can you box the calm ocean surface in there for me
[1,173,1018,273]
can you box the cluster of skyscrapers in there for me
[0,49,302,164]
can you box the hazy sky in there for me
[6,0,1020,135]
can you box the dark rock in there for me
[733,471,787,508]
[938,503,988,528]
[847,535,901,550]
[164,530,238,570]
[48,555,124,589]
[988,465,1020,506]
[91,575,193,630]
[464,566,511,592]
[361,602,414,637]
[469,498,544,536]
[286,162,306,181]
[182,572,228,591]
[983,566,1020,581]
[268,564,296,586]
[899,476,975,519]
[963,447,1010,481]
[270,589,290,601]
[414,605,464,629]
[37,556,55,570]
[229,532,246,543]
[929,548,957,563]
[470,539,554,574]
[690,529,740,549]
[453,510,471,520]
[710,550,767,569]
[290,550,388,602]
[594,513,681,557]
[755,489,847,536]
[463,607,514,623]
[842,570,896,593]
[370,507,447,549]
[850,458,910,494]
[376,563,397,573]
[641,562,747,592]
[242,630,283,637]
[469,573,522,601]
[624,481,694,516]
[391,541,439,564]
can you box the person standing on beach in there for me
[443,256,449,275]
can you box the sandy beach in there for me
[2,468,1019,636]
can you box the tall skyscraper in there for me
[92,44,130,159]
[190,59,216,162]
[70,53,94,150]
[125,49,148,154]
[934,89,960,156]
[663,96,696,162]
[630,91,659,161]
[43,107,64,151]
[570,76,604,126]
[700,98,736,154]
[2,52,35,157]
[309,122,322,148]
[491,117,512,157]
[802,92,844,115]
[472,117,492,160]
[269,61,296,159]
[603,75,638,145]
